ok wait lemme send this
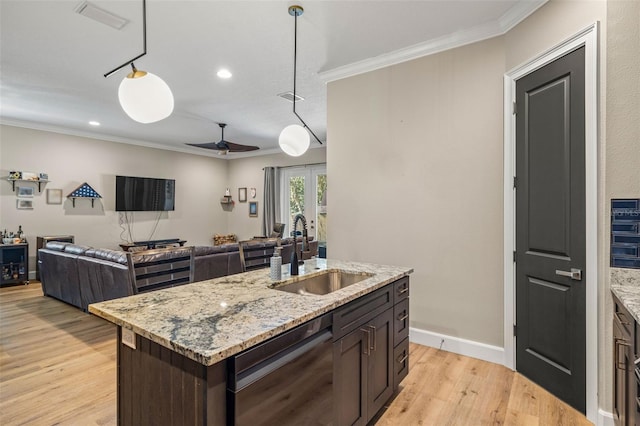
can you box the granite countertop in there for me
[610,268,640,322]
[89,258,413,366]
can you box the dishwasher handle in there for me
[233,328,332,392]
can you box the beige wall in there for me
[0,124,326,269]
[505,0,606,71]
[327,0,612,414]
[226,148,326,241]
[606,0,640,196]
[604,0,640,413]
[0,124,228,271]
[328,36,506,346]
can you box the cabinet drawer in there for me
[394,277,409,303]
[333,285,393,340]
[393,337,409,389]
[394,298,410,346]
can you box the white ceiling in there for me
[0,0,545,158]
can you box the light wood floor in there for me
[1,283,592,425]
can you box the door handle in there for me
[360,328,371,356]
[555,268,582,280]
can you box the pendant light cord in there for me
[291,9,323,145]
[104,0,147,78]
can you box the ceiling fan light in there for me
[279,124,310,157]
[118,71,174,123]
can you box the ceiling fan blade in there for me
[186,123,260,153]
[186,142,225,150]
[224,141,260,152]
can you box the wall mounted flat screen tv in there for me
[115,175,175,212]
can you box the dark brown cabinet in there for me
[613,293,640,426]
[333,277,409,425]
[115,275,411,426]
[1,243,29,286]
[334,308,394,426]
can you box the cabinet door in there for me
[366,308,394,422]
[614,318,632,426]
[334,328,368,426]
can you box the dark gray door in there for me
[515,46,586,413]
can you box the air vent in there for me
[277,91,305,103]
[75,1,128,30]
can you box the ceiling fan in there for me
[187,123,259,155]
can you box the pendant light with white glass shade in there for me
[104,0,174,124]
[279,5,323,157]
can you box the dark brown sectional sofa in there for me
[38,238,317,311]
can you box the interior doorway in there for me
[503,23,599,422]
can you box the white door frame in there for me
[503,23,599,423]
[280,164,327,239]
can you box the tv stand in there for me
[119,238,186,252]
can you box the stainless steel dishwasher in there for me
[227,313,334,425]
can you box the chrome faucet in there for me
[290,213,308,275]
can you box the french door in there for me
[280,165,327,244]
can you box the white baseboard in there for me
[598,409,614,426]
[409,326,505,366]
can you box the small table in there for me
[119,239,186,252]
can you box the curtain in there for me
[262,167,280,236]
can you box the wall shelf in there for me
[67,182,102,208]
[7,174,49,192]
[220,195,234,205]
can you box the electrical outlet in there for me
[121,328,136,350]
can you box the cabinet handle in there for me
[368,325,376,351]
[360,328,371,356]
[616,338,631,371]
[615,311,631,326]
[397,351,408,364]
[397,286,408,295]
[397,311,408,322]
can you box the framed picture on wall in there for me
[46,189,63,204]
[16,199,33,209]
[239,187,247,202]
[16,186,34,198]
[249,201,258,217]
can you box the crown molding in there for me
[499,0,547,33]
[319,0,548,83]
[0,118,324,160]
[0,118,224,158]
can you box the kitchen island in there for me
[89,258,413,425]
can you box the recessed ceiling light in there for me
[217,69,232,79]
[89,121,100,126]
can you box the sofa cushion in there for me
[63,244,92,255]
[194,244,238,256]
[45,241,71,252]
[86,248,128,264]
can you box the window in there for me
[280,164,327,245]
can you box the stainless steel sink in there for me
[271,270,373,295]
